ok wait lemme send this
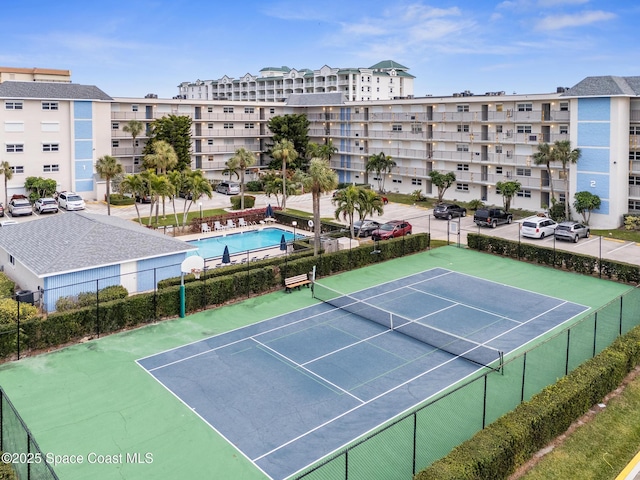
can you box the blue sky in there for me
[2,0,638,99]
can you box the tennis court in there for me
[138,267,589,480]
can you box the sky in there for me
[2,0,639,99]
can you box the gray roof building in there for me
[0,213,195,277]
[563,76,640,97]
[0,81,112,101]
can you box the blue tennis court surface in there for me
[137,268,589,479]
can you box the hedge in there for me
[414,326,640,480]
[0,234,429,360]
[467,233,640,283]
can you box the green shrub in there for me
[467,199,485,211]
[0,298,38,325]
[56,285,129,312]
[230,195,256,210]
[108,193,135,206]
[0,274,15,299]
[245,180,263,192]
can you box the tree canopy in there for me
[429,170,456,203]
[143,115,192,171]
[495,180,522,212]
[573,191,601,224]
[267,114,310,169]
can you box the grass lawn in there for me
[518,367,640,480]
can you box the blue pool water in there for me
[188,227,297,259]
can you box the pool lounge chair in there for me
[238,218,248,228]
[226,219,237,229]
[214,221,224,231]
[201,223,211,233]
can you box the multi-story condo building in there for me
[1,64,639,229]
[177,60,415,102]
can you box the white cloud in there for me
[537,0,589,6]
[536,10,616,30]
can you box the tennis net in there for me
[313,282,503,371]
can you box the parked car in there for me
[135,193,152,204]
[353,219,382,237]
[555,221,590,243]
[8,196,32,217]
[521,216,558,239]
[434,203,467,220]
[34,197,59,214]
[0,203,4,217]
[57,192,86,211]
[371,220,412,240]
[216,182,240,195]
[473,207,513,228]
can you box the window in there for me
[244,107,255,114]
[112,122,119,130]
[270,108,275,114]
[42,101,59,110]
[132,105,138,112]
[456,183,469,191]
[630,151,640,160]
[496,125,503,133]
[9,255,14,266]
[5,101,23,110]
[517,125,532,134]
[43,164,59,172]
[207,107,213,113]
[392,124,402,131]
[457,124,470,132]
[516,190,532,198]
[517,103,532,112]
[411,178,422,186]
[495,145,503,154]
[411,123,422,133]
[559,193,566,204]
[457,164,469,171]
[42,143,59,152]
[630,176,640,186]
[496,166,503,174]
[629,200,640,211]
[208,156,214,162]
[630,126,640,135]
[207,139,213,145]
[245,123,255,129]
[208,123,213,129]
[560,125,569,134]
[456,144,469,152]
[392,178,402,183]
[223,106,234,113]
[6,144,23,153]
[496,104,503,112]
[457,105,469,112]
[560,102,569,111]
[224,123,234,129]
[10,166,24,174]
[516,168,532,177]
[112,140,119,148]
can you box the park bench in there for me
[285,273,311,293]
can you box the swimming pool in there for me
[188,227,298,259]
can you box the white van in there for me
[216,182,240,195]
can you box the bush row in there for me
[414,325,640,479]
[467,234,640,283]
[0,234,429,359]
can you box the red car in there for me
[371,220,412,240]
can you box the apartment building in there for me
[2,64,638,229]
[177,60,415,102]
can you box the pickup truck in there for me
[473,207,513,228]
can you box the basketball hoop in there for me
[191,268,202,279]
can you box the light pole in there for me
[291,221,297,253]
[198,201,203,219]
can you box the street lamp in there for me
[292,221,297,253]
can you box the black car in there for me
[433,203,467,220]
[353,219,382,237]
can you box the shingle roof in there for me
[285,92,347,106]
[0,212,195,276]
[562,76,640,97]
[0,81,112,101]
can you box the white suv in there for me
[521,216,557,239]
[215,182,240,195]
[57,192,86,211]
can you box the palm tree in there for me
[533,142,556,204]
[355,189,385,237]
[167,170,185,228]
[143,140,178,218]
[119,174,145,225]
[298,159,338,255]
[95,155,124,216]
[272,139,298,210]
[552,140,581,219]
[180,170,212,231]
[366,152,396,193]
[332,185,360,239]
[0,161,13,207]
[227,148,257,210]
[123,120,144,171]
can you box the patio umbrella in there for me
[265,204,274,218]
[222,245,231,264]
[280,234,287,251]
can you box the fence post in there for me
[95,279,100,338]
[16,297,20,360]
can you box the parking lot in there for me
[5,191,640,266]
